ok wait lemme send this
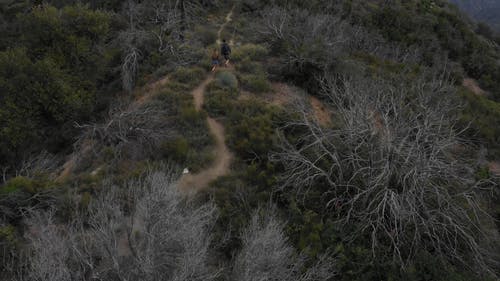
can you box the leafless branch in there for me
[272,72,499,274]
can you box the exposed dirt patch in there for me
[463,78,486,96]
[268,82,298,106]
[489,161,500,176]
[55,139,94,182]
[193,77,214,111]
[310,96,332,127]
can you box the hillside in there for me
[450,0,500,32]
[1,0,500,280]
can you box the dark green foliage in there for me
[229,112,275,159]
[225,100,283,161]
[160,137,190,163]
[231,43,268,63]
[204,82,238,116]
[0,4,113,169]
[0,48,93,160]
[216,70,238,88]
[194,25,218,47]
[366,1,500,100]
[240,73,271,93]
[235,58,264,74]
[171,66,206,87]
[459,89,500,158]
[0,223,19,279]
[0,175,60,225]
[18,5,110,81]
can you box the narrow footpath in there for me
[177,9,234,192]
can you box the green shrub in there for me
[186,148,214,173]
[1,177,34,194]
[161,137,190,163]
[205,87,238,117]
[195,25,217,46]
[180,106,206,126]
[235,58,264,74]
[170,67,205,88]
[199,55,213,72]
[79,191,92,210]
[0,225,17,244]
[240,73,271,93]
[0,224,19,259]
[156,90,192,113]
[152,65,170,80]
[229,114,276,159]
[231,43,268,62]
[216,71,238,88]
[164,81,192,93]
[459,89,500,158]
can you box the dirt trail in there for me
[216,7,234,45]
[310,96,332,127]
[463,78,486,96]
[192,77,213,111]
[250,82,331,127]
[177,116,232,192]
[177,9,234,192]
[489,161,500,176]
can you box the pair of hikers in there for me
[211,39,231,72]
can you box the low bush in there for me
[186,148,214,173]
[155,90,192,113]
[0,176,54,195]
[459,89,500,158]
[204,87,238,117]
[180,106,206,126]
[194,25,218,47]
[0,224,19,272]
[235,58,264,74]
[160,137,190,163]
[229,114,276,159]
[170,67,205,88]
[240,73,271,93]
[216,71,238,88]
[225,100,284,161]
[231,44,268,63]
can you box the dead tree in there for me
[272,72,499,275]
[15,170,221,281]
[75,103,175,164]
[258,7,352,71]
[233,208,336,281]
[120,0,148,93]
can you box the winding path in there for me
[177,9,234,192]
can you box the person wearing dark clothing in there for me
[221,39,231,67]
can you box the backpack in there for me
[221,43,231,55]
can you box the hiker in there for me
[221,39,231,67]
[211,48,220,72]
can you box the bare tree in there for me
[15,170,221,281]
[119,0,150,93]
[119,0,218,92]
[272,72,499,275]
[74,102,175,165]
[258,7,351,71]
[233,208,336,281]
